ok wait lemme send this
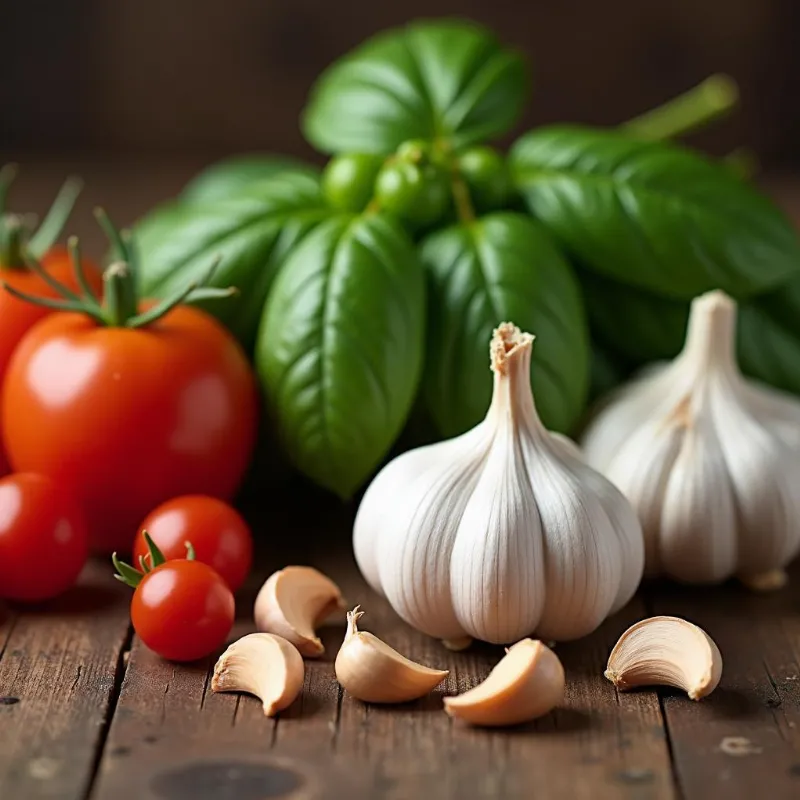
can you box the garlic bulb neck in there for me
[680,290,737,378]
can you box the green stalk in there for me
[623,74,739,141]
[0,215,27,268]
[102,262,139,326]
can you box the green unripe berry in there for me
[457,146,513,212]
[375,160,451,228]
[322,153,384,212]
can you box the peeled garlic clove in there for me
[212,633,304,716]
[253,566,345,657]
[605,616,722,700]
[335,607,449,703]
[444,639,564,727]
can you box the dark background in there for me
[3,0,799,169]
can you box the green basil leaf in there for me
[580,271,688,365]
[511,125,800,299]
[257,213,426,497]
[303,19,527,155]
[421,211,588,437]
[182,155,320,205]
[589,344,627,403]
[134,172,329,350]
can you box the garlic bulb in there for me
[354,323,644,644]
[582,290,800,586]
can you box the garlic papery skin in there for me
[605,616,722,700]
[353,323,644,645]
[212,633,304,716]
[582,290,800,587]
[444,639,564,726]
[334,607,449,703]
[254,566,346,657]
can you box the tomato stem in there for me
[623,74,739,141]
[28,177,83,259]
[103,262,139,326]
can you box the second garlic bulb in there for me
[354,323,644,645]
[582,290,800,586]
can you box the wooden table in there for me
[3,159,800,799]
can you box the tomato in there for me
[0,248,103,471]
[457,146,512,212]
[130,558,235,662]
[2,304,258,554]
[134,496,253,592]
[322,153,384,212]
[375,161,451,228]
[0,473,88,601]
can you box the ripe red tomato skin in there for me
[134,496,253,592]
[2,304,258,554]
[131,560,235,662]
[0,473,88,602]
[0,248,102,472]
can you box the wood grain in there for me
[649,566,800,799]
[90,502,678,799]
[0,562,130,799]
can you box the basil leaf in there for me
[134,172,329,350]
[257,213,426,497]
[182,155,320,205]
[421,212,588,436]
[303,19,527,155]
[580,271,688,365]
[511,125,800,299]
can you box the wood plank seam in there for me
[82,625,133,800]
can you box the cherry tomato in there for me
[375,161,451,228]
[322,153,383,212]
[134,496,253,592]
[0,473,88,601]
[457,146,512,212]
[0,247,102,471]
[131,559,235,662]
[2,304,258,554]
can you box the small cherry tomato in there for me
[115,534,235,662]
[375,161,450,228]
[134,496,253,592]
[322,153,384,212]
[0,473,88,601]
[457,146,512,211]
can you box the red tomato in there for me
[131,559,235,662]
[2,305,258,554]
[134,496,253,592]
[0,247,102,471]
[0,473,88,601]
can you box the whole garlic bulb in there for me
[582,290,800,586]
[354,323,644,644]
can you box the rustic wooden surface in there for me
[2,163,800,799]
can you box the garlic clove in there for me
[253,566,345,657]
[334,607,449,703]
[212,633,304,716]
[443,639,564,726]
[605,616,722,700]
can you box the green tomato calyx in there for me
[0,209,237,329]
[112,531,196,589]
